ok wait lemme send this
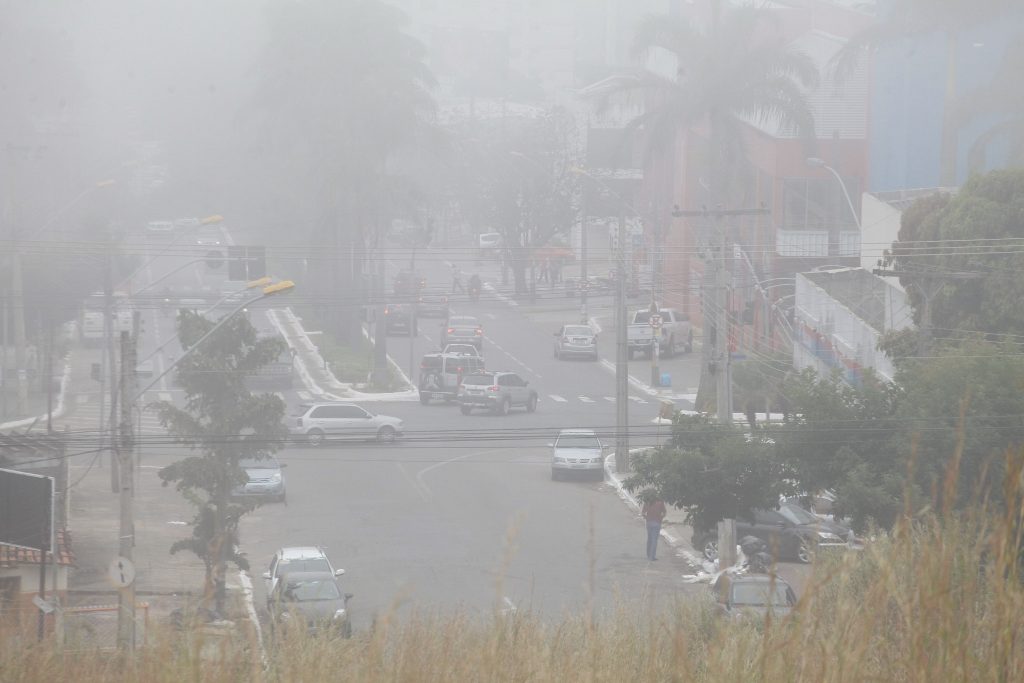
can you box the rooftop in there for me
[0,529,75,568]
[801,267,889,331]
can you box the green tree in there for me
[154,310,287,615]
[248,0,435,345]
[625,414,791,534]
[592,1,818,412]
[886,169,1024,339]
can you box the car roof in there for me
[281,571,337,583]
[558,428,597,436]
[279,546,328,560]
[303,402,359,409]
[448,316,478,322]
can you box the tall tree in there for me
[247,0,435,346]
[590,2,818,412]
[154,310,287,616]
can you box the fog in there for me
[2,0,1024,655]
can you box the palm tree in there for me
[589,1,818,414]
[248,0,436,345]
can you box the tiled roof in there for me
[0,529,75,568]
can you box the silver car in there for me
[232,455,286,503]
[553,324,598,360]
[291,402,404,446]
[441,315,484,350]
[550,428,605,480]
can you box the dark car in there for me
[393,270,426,296]
[384,303,417,336]
[440,315,483,350]
[416,293,449,318]
[693,501,852,564]
[712,574,797,618]
[268,571,353,637]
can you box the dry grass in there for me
[5,455,1024,682]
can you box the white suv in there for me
[291,402,404,446]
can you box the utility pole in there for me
[373,263,388,384]
[580,199,589,324]
[615,208,629,474]
[11,252,28,415]
[672,206,769,421]
[116,328,137,650]
[105,251,119,492]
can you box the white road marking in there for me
[396,462,431,503]
[578,396,595,403]
[549,394,568,402]
[483,282,518,307]
[604,396,616,402]
[598,358,662,397]
[628,396,648,404]
[415,448,502,496]
[158,392,172,402]
[297,390,312,401]
[75,394,89,405]
[485,337,540,379]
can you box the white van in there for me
[478,232,502,251]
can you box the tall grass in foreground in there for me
[4,456,1024,682]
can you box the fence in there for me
[62,602,149,651]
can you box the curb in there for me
[603,449,688,552]
[0,354,73,431]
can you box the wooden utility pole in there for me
[615,208,630,474]
[116,328,137,650]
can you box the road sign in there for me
[108,557,136,588]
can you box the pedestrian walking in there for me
[451,264,465,293]
[538,258,550,283]
[641,491,667,561]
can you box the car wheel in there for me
[797,538,815,564]
[701,536,719,562]
[495,398,510,416]
[306,429,325,447]
[460,405,472,415]
[526,394,537,413]
[377,426,397,443]
[419,393,430,405]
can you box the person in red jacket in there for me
[641,491,667,561]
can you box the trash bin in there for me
[660,372,671,387]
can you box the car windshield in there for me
[279,558,331,574]
[779,503,819,526]
[563,326,592,336]
[556,435,601,449]
[732,583,792,607]
[421,356,443,369]
[461,375,494,385]
[449,317,478,326]
[283,578,341,602]
[293,404,312,417]
[239,457,277,469]
[633,311,653,324]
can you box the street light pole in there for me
[615,207,629,474]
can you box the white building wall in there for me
[860,191,903,277]
[793,271,911,384]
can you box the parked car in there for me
[262,546,345,607]
[478,232,502,253]
[712,574,797,618]
[232,455,286,503]
[440,315,483,350]
[416,293,449,318]
[627,307,693,359]
[290,402,404,446]
[393,270,426,296]
[553,324,598,361]
[692,501,853,564]
[458,371,538,415]
[550,429,604,481]
[419,353,485,404]
[268,571,352,637]
[384,303,417,336]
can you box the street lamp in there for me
[134,280,295,400]
[805,158,860,230]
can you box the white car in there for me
[550,428,604,481]
[291,402,404,446]
[478,232,502,251]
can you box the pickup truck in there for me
[626,308,693,359]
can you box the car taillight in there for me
[488,385,499,392]
[448,328,455,334]
[475,328,483,335]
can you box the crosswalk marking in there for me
[297,390,312,401]
[548,394,568,402]
[578,396,595,403]
[603,396,616,402]
[628,396,648,404]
